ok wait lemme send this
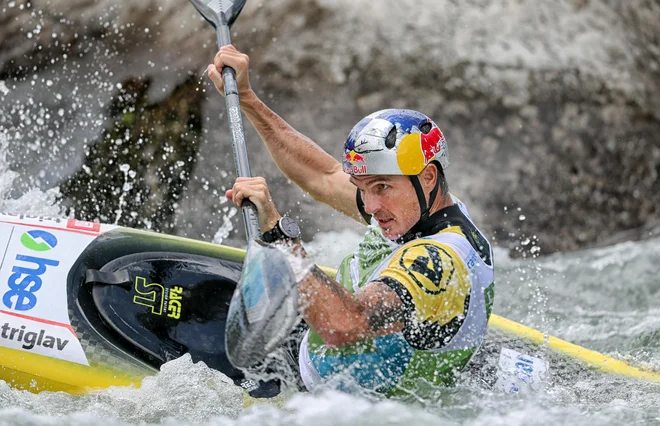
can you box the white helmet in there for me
[342,109,449,176]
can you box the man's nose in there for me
[362,192,381,215]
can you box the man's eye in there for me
[379,184,389,191]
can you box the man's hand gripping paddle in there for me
[189,0,301,370]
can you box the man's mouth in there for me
[377,218,394,228]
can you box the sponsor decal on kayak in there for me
[0,220,106,365]
[0,310,89,365]
[3,230,60,311]
[66,219,102,233]
[1,321,69,350]
[167,286,183,319]
[132,276,184,320]
[0,213,114,236]
[495,347,548,394]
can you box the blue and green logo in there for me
[20,230,58,252]
[3,229,60,311]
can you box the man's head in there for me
[342,109,450,240]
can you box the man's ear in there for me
[420,163,438,190]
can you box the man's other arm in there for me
[208,46,362,222]
[241,92,361,221]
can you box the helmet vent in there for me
[385,127,397,149]
[420,122,432,134]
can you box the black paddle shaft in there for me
[189,0,259,241]
[189,0,301,374]
[216,25,260,241]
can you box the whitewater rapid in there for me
[0,135,658,424]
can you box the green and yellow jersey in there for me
[298,198,495,395]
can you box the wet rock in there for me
[1,0,659,253]
[60,77,203,232]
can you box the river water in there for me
[0,132,658,424]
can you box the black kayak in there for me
[0,213,306,397]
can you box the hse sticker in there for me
[0,222,103,365]
[3,229,60,311]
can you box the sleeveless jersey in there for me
[298,197,495,395]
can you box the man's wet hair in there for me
[432,161,450,201]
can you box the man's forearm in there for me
[298,266,368,347]
[241,90,341,200]
[282,241,404,347]
[297,265,405,348]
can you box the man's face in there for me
[350,175,421,240]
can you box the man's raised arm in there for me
[207,45,362,222]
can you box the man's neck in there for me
[393,193,457,244]
[428,193,454,216]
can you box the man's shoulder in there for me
[394,236,459,256]
[393,229,468,263]
[383,238,466,286]
[436,198,494,267]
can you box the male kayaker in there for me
[208,45,495,395]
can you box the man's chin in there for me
[382,227,404,240]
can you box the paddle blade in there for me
[189,0,248,29]
[225,240,300,369]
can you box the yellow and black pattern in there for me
[380,237,471,350]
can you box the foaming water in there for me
[305,229,363,269]
[0,355,243,425]
[496,237,660,358]
[0,136,659,424]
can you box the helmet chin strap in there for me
[396,171,441,244]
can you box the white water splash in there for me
[0,130,62,217]
[212,200,238,245]
[304,229,363,269]
[114,163,135,225]
[0,355,243,425]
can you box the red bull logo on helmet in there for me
[345,150,366,164]
[420,127,444,163]
[343,150,367,174]
[396,125,447,175]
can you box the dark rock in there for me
[1,0,659,254]
[60,77,204,232]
